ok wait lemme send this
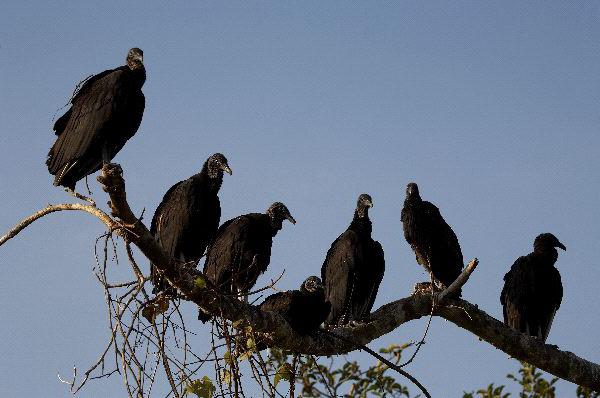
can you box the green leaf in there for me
[194,276,207,289]
[219,369,231,384]
[232,319,244,329]
[246,337,256,352]
[184,376,215,398]
[238,350,251,362]
[274,363,293,387]
[223,350,233,365]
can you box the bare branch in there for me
[0,203,115,247]
[93,163,599,392]
[3,163,599,392]
[437,258,479,302]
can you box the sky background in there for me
[1,1,599,396]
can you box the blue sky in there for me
[1,1,599,396]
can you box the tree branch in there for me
[0,203,116,246]
[2,163,599,392]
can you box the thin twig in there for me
[322,331,432,398]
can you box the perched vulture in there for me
[401,182,463,294]
[198,202,296,322]
[150,153,232,293]
[259,276,330,335]
[47,48,146,191]
[500,233,566,342]
[321,194,385,327]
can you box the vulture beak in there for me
[556,242,566,251]
[286,213,297,225]
[222,165,233,175]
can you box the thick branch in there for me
[94,164,599,391]
[3,163,599,392]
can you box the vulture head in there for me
[355,193,373,218]
[206,153,232,178]
[300,276,324,295]
[267,202,296,233]
[405,182,421,200]
[126,48,144,70]
[534,233,566,252]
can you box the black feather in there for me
[150,154,231,294]
[321,194,385,327]
[199,202,295,322]
[259,276,330,335]
[401,183,463,294]
[46,48,146,190]
[500,233,565,342]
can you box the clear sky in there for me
[1,1,599,396]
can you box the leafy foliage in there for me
[464,384,510,398]
[184,376,216,398]
[265,344,412,397]
[577,386,600,398]
[461,361,600,398]
[194,275,207,289]
[208,321,595,398]
[506,362,558,398]
[274,363,294,387]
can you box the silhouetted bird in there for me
[501,233,566,342]
[259,276,330,334]
[150,153,232,294]
[321,194,385,327]
[47,48,146,194]
[198,202,296,322]
[401,182,463,295]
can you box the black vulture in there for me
[401,182,464,294]
[321,194,385,327]
[150,153,232,293]
[47,48,146,193]
[259,276,330,335]
[198,202,296,322]
[500,233,566,342]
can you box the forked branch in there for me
[1,163,599,392]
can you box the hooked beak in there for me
[286,213,296,225]
[366,199,374,208]
[222,165,233,175]
[556,242,566,251]
[133,54,143,64]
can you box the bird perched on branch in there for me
[401,182,464,295]
[321,194,385,327]
[199,202,296,322]
[47,48,146,196]
[501,233,566,342]
[259,276,330,335]
[150,153,232,294]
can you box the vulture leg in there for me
[102,144,111,165]
[84,176,93,196]
[65,187,97,207]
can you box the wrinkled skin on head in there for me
[206,153,232,178]
[301,276,325,294]
[126,48,144,70]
